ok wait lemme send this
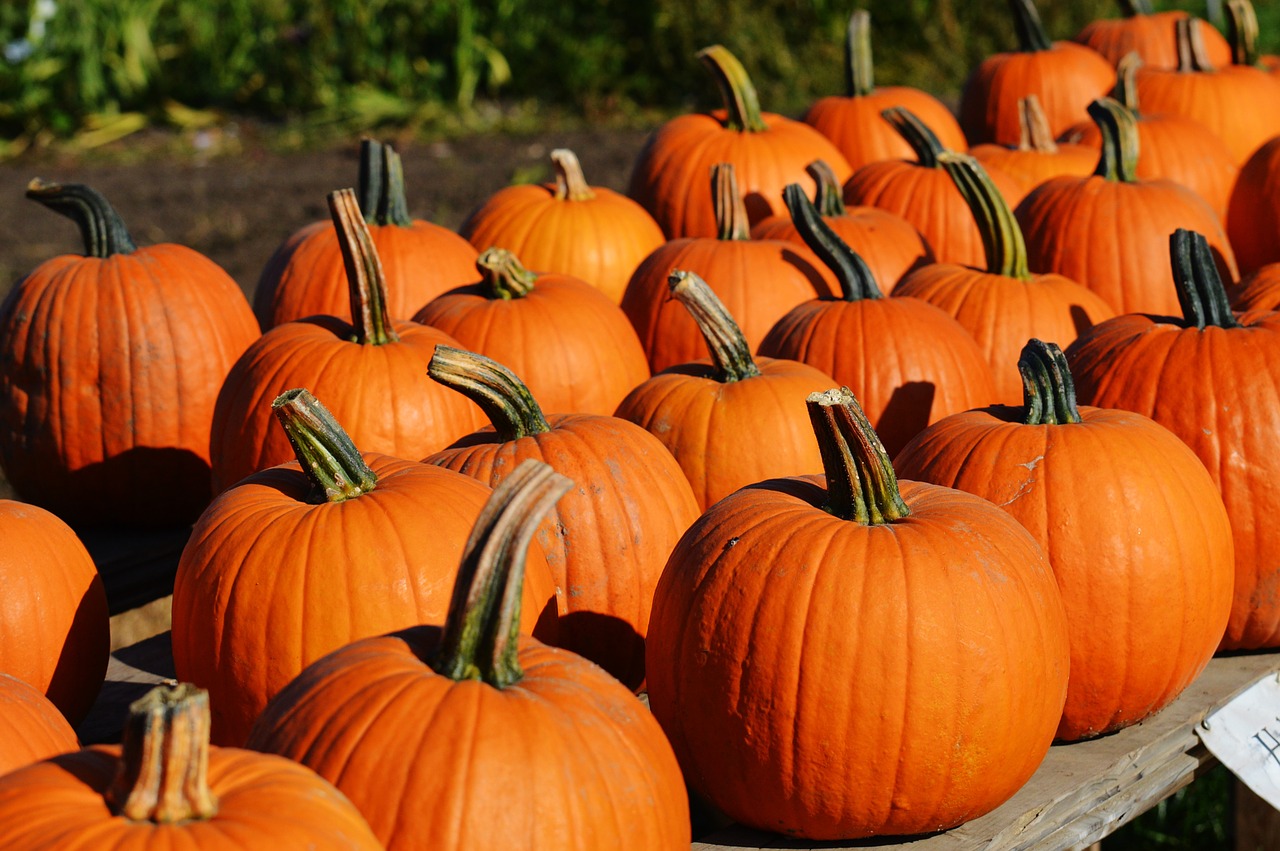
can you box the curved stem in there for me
[429,460,572,688]
[1089,97,1141,183]
[427,346,552,441]
[1120,0,1154,15]
[107,684,219,823]
[330,188,399,345]
[356,140,414,227]
[881,107,948,168]
[784,182,882,301]
[712,162,752,241]
[845,9,875,98]
[697,45,768,133]
[1175,17,1218,71]
[938,152,1031,280]
[806,387,910,524]
[1225,0,1259,67]
[1170,229,1240,329]
[806,160,849,217]
[26,179,137,257]
[1017,95,1059,153]
[477,247,538,299]
[1009,0,1053,53]
[1114,52,1143,114]
[551,149,596,201]
[668,270,761,382]
[1019,339,1082,425]
[272,388,378,504]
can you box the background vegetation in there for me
[1,0,1278,157]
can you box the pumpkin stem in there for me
[881,107,948,168]
[1225,0,1260,67]
[669,270,762,383]
[806,160,849,217]
[330,187,399,346]
[938,152,1031,280]
[1113,52,1144,113]
[428,346,552,440]
[1009,0,1053,53]
[806,387,910,525]
[477,247,538,299]
[551,149,596,202]
[1089,97,1141,183]
[1019,339,1082,425]
[26,179,138,257]
[1017,95,1059,153]
[844,9,876,97]
[712,162,753,241]
[697,45,769,133]
[355,140,415,228]
[272,388,378,504]
[1175,17,1218,72]
[784,182,883,302]
[106,684,220,824]
[429,460,572,689]
[1119,0,1154,15]
[1170,229,1241,329]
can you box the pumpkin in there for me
[896,340,1233,741]
[759,182,997,457]
[0,180,259,528]
[843,107,1023,268]
[247,461,691,850]
[628,44,852,238]
[0,672,78,777]
[1226,135,1280,274]
[210,188,485,493]
[969,95,1100,209]
[1230,263,1280,312]
[254,138,478,329]
[1066,229,1280,650]
[176,387,558,745]
[646,386,1069,839]
[613,269,831,509]
[1073,0,1231,70]
[0,684,382,848]
[458,148,665,304]
[959,0,1115,146]
[412,246,650,416]
[0,499,109,725]
[424,347,700,691]
[894,153,1113,405]
[802,9,967,173]
[1016,97,1238,316]
[750,159,932,291]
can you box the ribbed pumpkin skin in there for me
[1135,64,1280,166]
[894,407,1234,740]
[1067,311,1280,649]
[969,141,1100,209]
[254,219,479,330]
[1074,11,1231,70]
[425,416,701,691]
[647,477,1069,839]
[0,745,383,849]
[893,267,1115,404]
[1015,176,1238,316]
[248,629,691,851]
[0,501,109,725]
[210,317,485,493]
[1231,263,1280,312]
[0,246,259,527]
[458,184,665,304]
[1227,137,1280,275]
[0,673,78,777]
[172,456,559,746]
[413,275,651,417]
[803,90,967,174]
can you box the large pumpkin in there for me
[1073,0,1231,70]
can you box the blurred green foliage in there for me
[0,0,1278,155]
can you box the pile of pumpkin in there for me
[0,0,1278,846]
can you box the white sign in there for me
[1197,673,1280,811]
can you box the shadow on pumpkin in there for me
[556,610,646,693]
[875,381,936,459]
[48,579,110,728]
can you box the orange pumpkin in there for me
[0,672,78,777]
[1230,263,1280,312]
[1073,0,1231,70]
[1226,136,1280,274]
[969,95,1100,209]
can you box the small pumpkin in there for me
[1230,263,1280,312]
[1226,135,1280,274]
[969,95,1100,209]
[0,672,78,777]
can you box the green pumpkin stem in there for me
[1010,0,1053,53]
[272,388,378,504]
[845,10,876,97]
[1170,229,1240,329]
[26,179,138,257]
[881,107,948,168]
[1114,52,1143,113]
[938,152,1031,280]
[1225,0,1260,67]
[712,162,752,241]
[429,460,572,689]
[784,182,883,301]
[668,270,762,383]
[1175,17,1218,72]
[1120,0,1154,15]
[1089,98,1141,183]
[356,140,415,227]
[329,188,399,345]
[428,346,552,441]
[1017,95,1059,153]
[551,149,597,202]
[1019,339,1083,425]
[697,45,769,133]
[806,160,849,217]
[476,247,538,300]
[806,387,910,524]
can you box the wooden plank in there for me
[1235,778,1280,851]
[75,631,176,745]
